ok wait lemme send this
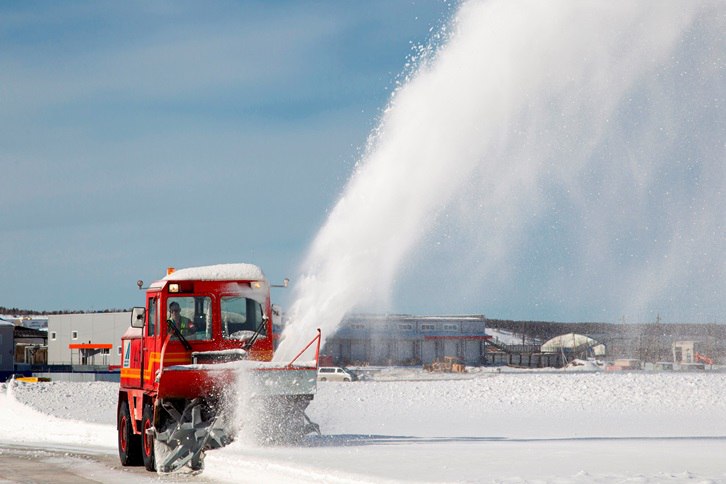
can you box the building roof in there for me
[0,319,15,327]
[344,314,486,323]
[333,313,488,340]
[13,326,47,340]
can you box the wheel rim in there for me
[143,418,152,456]
[119,415,128,451]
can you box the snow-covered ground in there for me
[2,368,726,483]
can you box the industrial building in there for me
[47,312,130,367]
[13,325,47,365]
[321,314,489,366]
[2,309,721,381]
[0,319,14,380]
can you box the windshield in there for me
[221,296,265,341]
[166,296,212,341]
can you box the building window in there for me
[443,324,459,331]
[72,331,78,340]
[148,297,157,336]
[421,324,435,331]
[351,323,366,330]
[117,346,122,356]
[398,323,413,330]
[50,332,57,340]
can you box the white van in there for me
[317,367,355,382]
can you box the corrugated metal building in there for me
[323,314,489,366]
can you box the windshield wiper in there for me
[167,319,192,351]
[243,317,268,351]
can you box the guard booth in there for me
[672,340,714,367]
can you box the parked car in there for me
[317,367,356,382]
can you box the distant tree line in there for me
[0,306,131,316]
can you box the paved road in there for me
[0,445,200,483]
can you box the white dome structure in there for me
[541,332,605,357]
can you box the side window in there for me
[221,296,264,340]
[148,297,157,336]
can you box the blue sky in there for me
[1,1,723,325]
[1,1,454,312]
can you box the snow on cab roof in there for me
[163,263,266,282]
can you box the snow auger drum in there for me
[152,398,229,473]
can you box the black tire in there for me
[190,454,204,471]
[141,404,156,471]
[344,378,351,382]
[118,400,142,466]
[319,377,327,382]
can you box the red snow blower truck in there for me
[117,263,320,472]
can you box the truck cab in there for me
[120,264,273,394]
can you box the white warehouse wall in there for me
[47,312,131,366]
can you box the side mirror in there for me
[131,307,146,328]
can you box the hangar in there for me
[322,314,489,366]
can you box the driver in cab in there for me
[168,301,195,336]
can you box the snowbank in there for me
[6,380,117,424]
[2,370,725,482]
[0,381,115,450]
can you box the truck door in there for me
[142,295,160,390]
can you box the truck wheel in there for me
[190,454,204,471]
[118,400,142,466]
[141,404,156,471]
